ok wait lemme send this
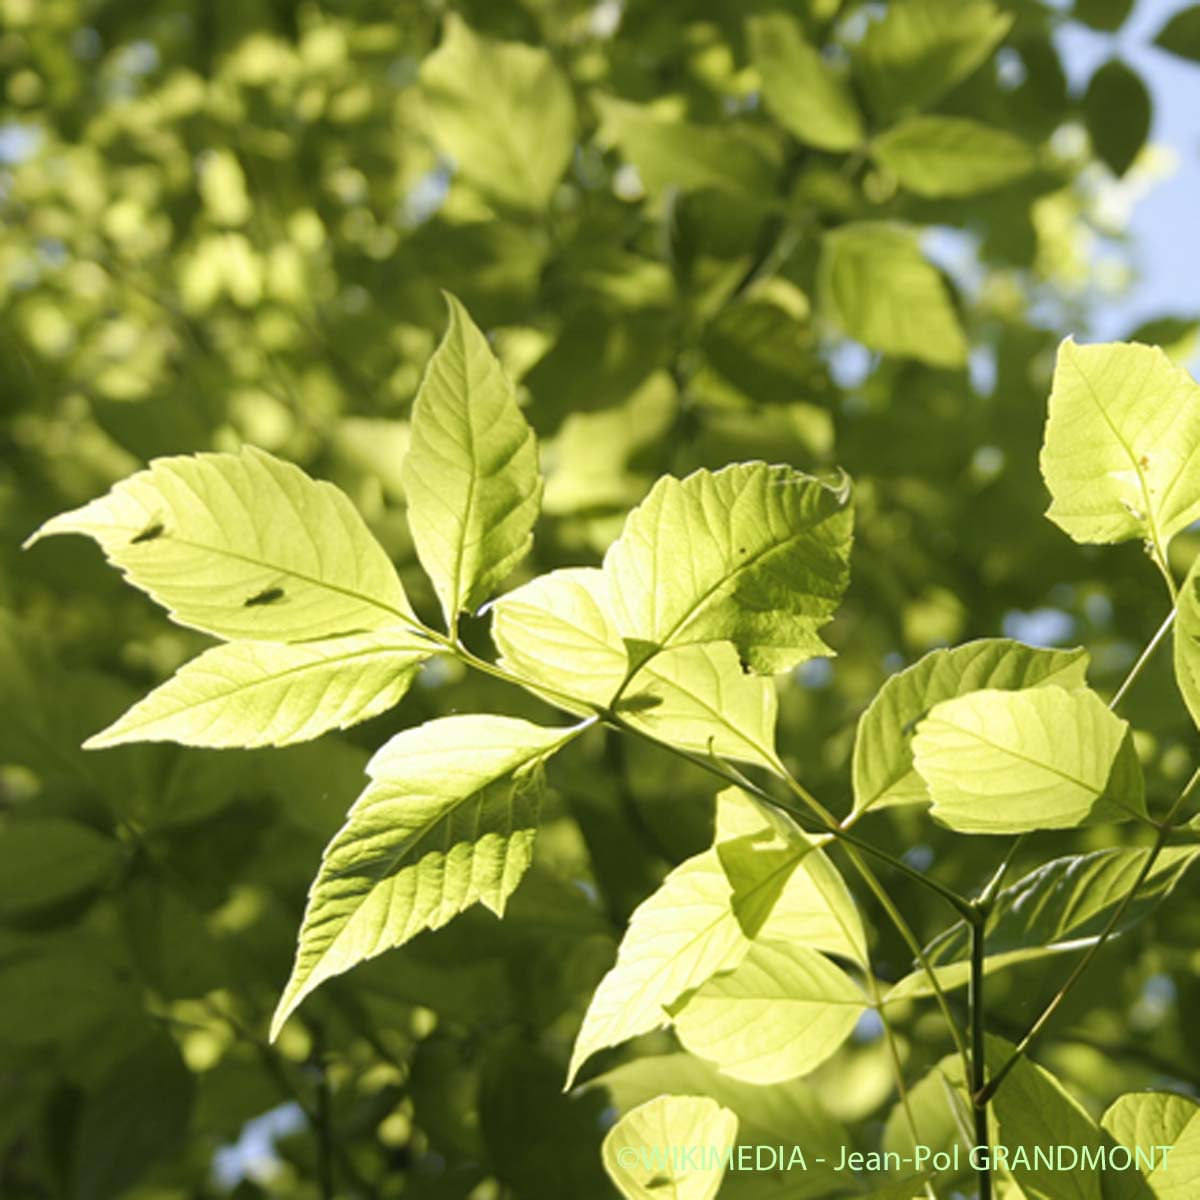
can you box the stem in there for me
[976,765,1200,1106]
[1109,607,1176,711]
[441,633,975,1081]
[969,912,991,1200]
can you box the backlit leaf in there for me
[419,15,576,210]
[747,14,863,152]
[871,116,1035,198]
[1175,557,1200,731]
[854,0,1013,116]
[602,1095,738,1200]
[852,639,1090,815]
[911,686,1145,834]
[669,940,868,1084]
[403,294,541,626]
[85,630,433,749]
[25,446,413,641]
[819,222,967,367]
[1102,1092,1200,1200]
[604,463,854,674]
[1040,339,1200,547]
[272,715,579,1037]
[887,845,1200,1000]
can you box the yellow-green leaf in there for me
[912,686,1145,834]
[25,446,413,642]
[272,715,578,1037]
[1040,339,1200,548]
[419,15,576,210]
[1174,557,1200,730]
[670,940,868,1084]
[747,14,863,152]
[602,1095,738,1200]
[819,222,967,367]
[403,294,542,626]
[852,639,1090,816]
[85,631,433,750]
[604,463,854,674]
[1102,1092,1200,1200]
[871,115,1035,197]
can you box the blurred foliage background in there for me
[2,0,1199,1196]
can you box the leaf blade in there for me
[403,294,542,626]
[85,631,433,750]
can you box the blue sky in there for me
[1056,0,1200,341]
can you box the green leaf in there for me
[589,1052,853,1200]
[1155,6,1200,61]
[887,845,1200,1000]
[871,116,1035,198]
[568,789,865,1085]
[1040,339,1200,548]
[852,639,1091,816]
[593,95,776,202]
[911,686,1145,834]
[418,14,576,210]
[624,643,780,771]
[0,819,120,916]
[272,714,578,1037]
[602,1095,738,1200]
[715,788,867,965]
[25,445,413,641]
[604,463,854,674]
[747,14,863,152]
[986,1036,1105,1200]
[1074,0,1135,33]
[403,294,541,627]
[854,0,1013,116]
[84,630,432,750]
[669,940,868,1084]
[1102,1092,1200,1200]
[819,222,967,367]
[1175,558,1200,730]
[1084,60,1151,177]
[567,849,750,1086]
[492,568,781,768]
[492,567,627,711]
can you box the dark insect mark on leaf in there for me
[244,586,285,607]
[616,693,665,714]
[130,522,165,545]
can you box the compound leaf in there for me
[85,630,433,750]
[912,686,1145,834]
[25,446,413,642]
[272,715,578,1037]
[403,294,541,626]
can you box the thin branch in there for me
[977,765,1200,1105]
